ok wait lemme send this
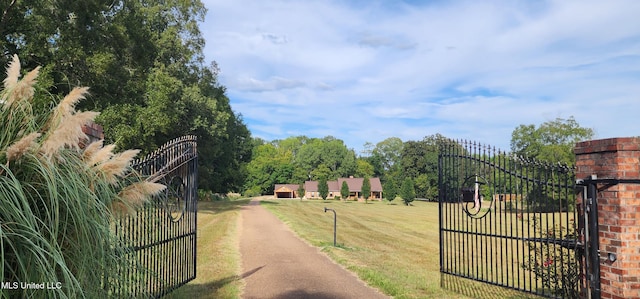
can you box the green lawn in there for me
[168,198,542,299]
[261,199,541,299]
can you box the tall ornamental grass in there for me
[0,55,165,298]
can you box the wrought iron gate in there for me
[112,135,198,297]
[438,140,591,298]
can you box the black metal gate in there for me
[112,135,198,297]
[438,140,591,298]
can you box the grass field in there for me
[260,199,541,299]
[168,198,546,299]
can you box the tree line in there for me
[244,117,594,201]
[1,0,252,192]
[245,134,457,201]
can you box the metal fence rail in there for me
[111,135,198,298]
[438,140,582,298]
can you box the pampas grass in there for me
[3,55,20,88]
[40,110,100,158]
[120,181,166,205]
[82,140,105,161]
[85,141,116,165]
[50,86,90,125]
[1,55,40,107]
[1,56,164,298]
[5,132,40,162]
[94,149,140,184]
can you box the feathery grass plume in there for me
[11,66,40,103]
[85,142,117,167]
[82,139,104,161]
[1,55,40,108]
[40,111,99,158]
[95,149,140,184]
[51,86,90,122]
[6,132,40,162]
[3,54,20,90]
[116,181,166,211]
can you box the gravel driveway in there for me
[239,198,390,299]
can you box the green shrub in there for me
[522,217,580,298]
[198,189,211,200]
[243,187,261,197]
[198,189,228,201]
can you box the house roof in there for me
[328,181,339,191]
[300,177,382,193]
[369,177,383,191]
[338,177,362,191]
[274,184,301,193]
[337,177,383,192]
[304,181,318,192]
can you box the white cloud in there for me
[234,76,306,92]
[201,0,640,152]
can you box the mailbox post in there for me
[324,207,336,246]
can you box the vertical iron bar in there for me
[587,180,601,299]
[453,141,459,276]
[453,142,458,276]
[192,150,198,281]
[438,143,444,274]
[525,158,532,292]
[543,163,551,296]
[512,157,518,290]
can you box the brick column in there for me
[574,137,640,299]
[81,121,104,143]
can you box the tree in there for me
[341,181,350,201]
[414,174,430,200]
[295,136,357,181]
[297,183,305,200]
[355,158,374,178]
[360,141,375,157]
[320,136,357,177]
[362,177,371,203]
[363,149,384,178]
[373,137,404,173]
[311,164,332,181]
[511,116,594,164]
[383,179,397,203]
[400,134,446,200]
[400,178,416,206]
[277,136,311,183]
[244,143,292,195]
[0,0,252,194]
[318,179,329,200]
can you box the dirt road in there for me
[239,198,390,299]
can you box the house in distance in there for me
[274,176,383,200]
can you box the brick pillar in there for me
[574,137,640,299]
[81,121,104,143]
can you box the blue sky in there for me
[200,0,640,153]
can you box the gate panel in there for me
[439,140,582,298]
[112,135,198,297]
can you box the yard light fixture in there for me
[324,207,337,246]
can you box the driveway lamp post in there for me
[324,207,337,246]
